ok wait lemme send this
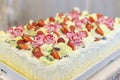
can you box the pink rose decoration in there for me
[67,10,81,19]
[81,18,89,24]
[55,23,62,30]
[66,31,85,46]
[73,19,83,29]
[66,31,75,40]
[77,31,86,39]
[32,34,45,47]
[7,26,24,38]
[44,34,56,44]
[44,23,62,32]
[98,17,114,30]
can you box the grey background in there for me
[0,0,120,28]
[21,0,120,24]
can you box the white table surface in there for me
[88,56,120,80]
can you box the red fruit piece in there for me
[61,26,69,34]
[89,17,95,22]
[32,47,43,58]
[64,17,69,22]
[32,22,38,26]
[58,13,64,18]
[95,27,104,36]
[67,41,75,50]
[57,37,65,43]
[97,13,103,19]
[70,25,75,31]
[60,23,67,27]
[53,31,60,37]
[86,24,94,32]
[49,17,55,22]
[51,49,60,59]
[17,39,25,44]
[23,34,32,42]
[38,19,45,27]
[18,43,29,50]
[37,31,45,35]
[27,24,34,30]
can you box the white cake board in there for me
[0,62,26,80]
[0,49,120,80]
[73,49,120,80]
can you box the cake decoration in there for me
[98,17,114,30]
[5,8,119,61]
[32,34,45,47]
[43,34,56,44]
[7,26,24,38]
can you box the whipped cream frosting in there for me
[0,8,120,80]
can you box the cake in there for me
[0,8,120,80]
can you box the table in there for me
[88,56,120,80]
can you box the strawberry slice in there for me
[53,31,60,37]
[89,17,95,23]
[67,41,75,50]
[49,17,55,22]
[18,43,29,50]
[64,17,69,22]
[61,26,69,34]
[57,37,65,43]
[32,22,38,26]
[94,37,100,42]
[95,27,104,36]
[51,49,60,59]
[34,25,40,31]
[38,19,45,27]
[32,47,43,58]
[27,24,34,30]
[58,13,64,18]
[17,39,26,44]
[23,34,32,42]
[86,24,94,32]
[37,31,45,35]
[97,13,103,19]
[70,25,75,31]
[60,23,67,27]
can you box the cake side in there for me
[0,26,120,80]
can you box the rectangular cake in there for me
[0,8,120,80]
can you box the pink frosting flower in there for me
[44,34,56,44]
[67,10,81,19]
[73,19,83,29]
[66,31,85,46]
[77,31,86,39]
[81,18,89,24]
[44,23,62,32]
[66,31,75,40]
[7,26,24,38]
[32,34,45,47]
[73,18,89,29]
[98,17,114,30]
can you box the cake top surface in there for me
[0,8,120,65]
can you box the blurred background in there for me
[0,0,120,30]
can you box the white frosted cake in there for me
[0,8,120,80]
